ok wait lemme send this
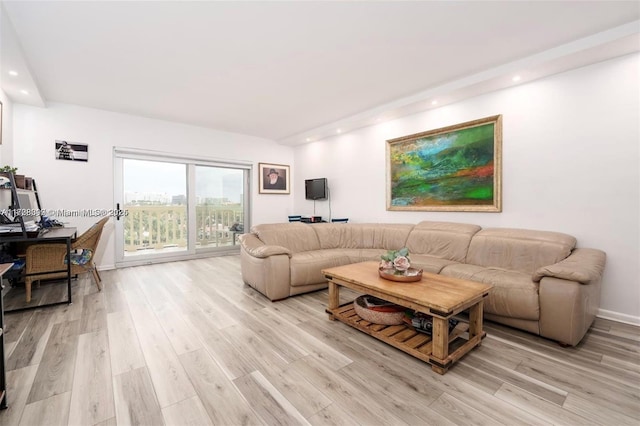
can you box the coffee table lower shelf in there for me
[328,302,482,372]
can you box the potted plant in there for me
[0,166,25,189]
[0,165,17,174]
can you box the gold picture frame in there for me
[387,115,502,212]
[258,162,290,194]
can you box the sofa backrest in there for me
[466,228,577,274]
[251,223,320,253]
[312,223,414,250]
[406,221,481,262]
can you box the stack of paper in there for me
[0,220,39,233]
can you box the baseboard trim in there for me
[597,309,640,326]
[97,264,116,271]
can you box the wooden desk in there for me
[0,227,77,313]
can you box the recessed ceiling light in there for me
[431,100,438,105]
[8,70,18,77]
[336,129,342,134]
[512,75,521,82]
[306,137,311,142]
[20,89,29,95]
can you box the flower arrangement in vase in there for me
[380,247,411,274]
[379,247,422,282]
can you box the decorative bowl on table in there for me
[378,267,423,282]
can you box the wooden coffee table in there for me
[323,261,493,374]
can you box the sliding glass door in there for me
[195,165,245,248]
[121,158,188,257]
[114,149,250,267]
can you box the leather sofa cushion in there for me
[466,228,576,275]
[290,249,358,287]
[442,263,539,320]
[345,249,455,271]
[351,249,387,264]
[289,249,457,287]
[313,223,414,250]
[410,254,459,274]
[406,221,481,262]
[252,223,321,253]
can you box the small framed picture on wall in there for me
[55,140,89,162]
[258,163,290,194]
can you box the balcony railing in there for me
[124,204,244,252]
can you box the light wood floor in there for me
[0,255,638,426]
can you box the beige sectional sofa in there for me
[239,221,606,346]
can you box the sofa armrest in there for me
[539,275,602,346]
[240,247,291,301]
[532,248,606,284]
[239,233,292,258]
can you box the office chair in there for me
[24,217,109,303]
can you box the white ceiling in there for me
[1,1,638,145]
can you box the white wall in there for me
[12,102,294,268]
[294,53,640,322]
[0,89,13,164]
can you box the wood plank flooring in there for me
[0,255,638,425]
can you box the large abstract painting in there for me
[387,115,502,212]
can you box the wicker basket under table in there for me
[353,295,405,325]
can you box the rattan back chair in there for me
[24,216,109,303]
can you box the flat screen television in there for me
[305,178,328,200]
